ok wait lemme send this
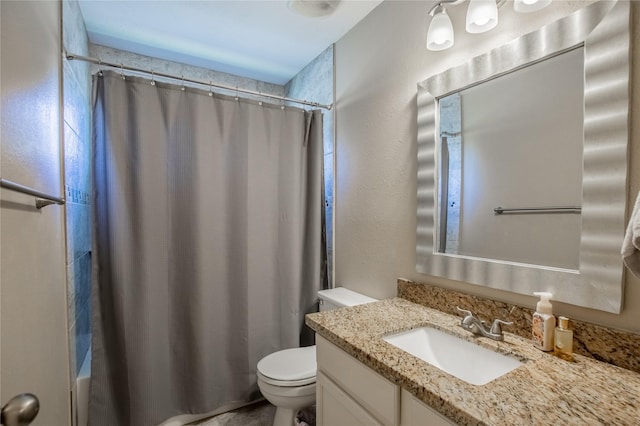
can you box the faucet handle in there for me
[489,319,513,335]
[456,306,473,317]
[456,307,478,329]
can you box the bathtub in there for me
[76,349,91,426]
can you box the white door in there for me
[1,1,72,425]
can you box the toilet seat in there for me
[257,345,316,387]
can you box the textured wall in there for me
[63,0,93,382]
[286,45,335,286]
[334,1,640,332]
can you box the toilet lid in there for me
[257,345,316,382]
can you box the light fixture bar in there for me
[427,0,551,52]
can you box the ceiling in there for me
[78,0,384,85]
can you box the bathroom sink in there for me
[383,327,522,386]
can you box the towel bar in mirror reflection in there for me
[493,207,582,215]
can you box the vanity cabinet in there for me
[399,389,456,426]
[316,335,456,426]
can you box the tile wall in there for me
[62,0,92,380]
[285,46,335,286]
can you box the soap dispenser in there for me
[532,292,555,351]
[554,316,574,361]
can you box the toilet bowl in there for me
[256,287,377,426]
[257,346,316,426]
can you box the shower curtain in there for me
[89,71,326,426]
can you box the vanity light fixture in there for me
[466,0,498,34]
[427,4,455,51]
[514,0,552,13]
[426,0,551,51]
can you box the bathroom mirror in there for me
[437,46,584,269]
[416,0,631,313]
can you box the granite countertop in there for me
[305,298,640,425]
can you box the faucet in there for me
[456,307,512,341]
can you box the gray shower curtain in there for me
[89,71,326,426]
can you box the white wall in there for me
[334,0,640,332]
[1,1,71,424]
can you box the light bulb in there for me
[514,0,552,13]
[427,6,454,51]
[466,0,498,34]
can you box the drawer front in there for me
[316,335,399,426]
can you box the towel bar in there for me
[494,206,582,215]
[0,178,66,209]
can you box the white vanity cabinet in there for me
[316,335,457,426]
[316,335,398,425]
[399,389,457,426]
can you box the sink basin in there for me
[383,327,522,386]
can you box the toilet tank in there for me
[317,287,377,312]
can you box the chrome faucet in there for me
[456,307,512,341]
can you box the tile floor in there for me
[191,401,275,426]
[191,402,316,426]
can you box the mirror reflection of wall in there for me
[437,46,584,269]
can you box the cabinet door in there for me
[317,371,383,426]
[316,335,399,425]
[400,389,457,426]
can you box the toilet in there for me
[256,287,377,426]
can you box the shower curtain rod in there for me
[65,52,333,111]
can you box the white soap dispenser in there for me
[532,292,555,351]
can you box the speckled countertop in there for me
[306,298,640,425]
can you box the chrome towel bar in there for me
[494,206,581,215]
[0,179,65,209]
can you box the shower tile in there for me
[64,123,91,196]
[69,322,78,377]
[73,252,92,314]
[73,253,92,373]
[67,261,76,314]
[323,158,333,198]
[75,332,91,376]
[89,44,284,99]
[65,202,91,262]
[62,0,89,58]
[63,59,91,140]
[286,45,334,285]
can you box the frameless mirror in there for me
[416,0,631,313]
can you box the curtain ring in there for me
[150,70,155,86]
[120,64,125,80]
[181,75,185,91]
[208,81,213,97]
[235,86,239,101]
